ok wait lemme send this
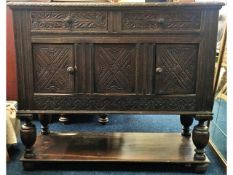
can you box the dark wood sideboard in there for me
[8,1,223,173]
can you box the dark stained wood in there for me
[30,10,108,32]
[22,132,210,163]
[94,44,136,93]
[7,2,224,9]
[192,117,210,161]
[32,44,75,93]
[180,115,194,137]
[38,114,52,135]
[31,35,203,43]
[155,44,198,95]
[32,94,197,111]
[8,2,223,172]
[121,10,202,33]
[20,117,37,159]
[17,110,213,116]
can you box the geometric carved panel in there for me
[33,44,74,93]
[94,44,136,93]
[155,44,198,94]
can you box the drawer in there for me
[121,10,202,33]
[31,11,108,32]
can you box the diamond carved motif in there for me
[33,44,74,93]
[94,45,136,93]
[156,44,198,94]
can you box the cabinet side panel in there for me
[196,10,219,111]
[12,10,32,109]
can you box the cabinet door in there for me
[33,44,75,93]
[94,44,136,94]
[155,44,198,95]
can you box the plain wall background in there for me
[6,7,17,101]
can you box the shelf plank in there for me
[22,132,209,164]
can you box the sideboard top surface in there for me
[7,1,224,9]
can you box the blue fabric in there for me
[210,98,227,160]
[7,115,226,175]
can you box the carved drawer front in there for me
[155,44,198,95]
[121,10,201,32]
[31,11,108,32]
[94,44,136,93]
[33,44,75,93]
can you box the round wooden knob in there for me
[65,17,74,25]
[156,67,163,73]
[157,18,165,25]
[67,66,74,74]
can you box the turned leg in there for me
[59,114,70,124]
[38,114,52,135]
[180,115,194,137]
[20,116,37,159]
[98,114,109,125]
[192,118,210,161]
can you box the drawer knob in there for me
[67,66,74,74]
[156,67,163,73]
[65,17,74,25]
[157,18,165,25]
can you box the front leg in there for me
[192,115,211,160]
[180,115,194,137]
[20,115,37,159]
[98,114,109,125]
[59,114,70,124]
[38,114,52,135]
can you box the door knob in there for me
[156,67,163,73]
[67,66,74,74]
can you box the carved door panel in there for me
[155,44,198,95]
[33,44,75,93]
[94,44,136,93]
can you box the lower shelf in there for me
[21,132,209,172]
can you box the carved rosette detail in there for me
[33,96,196,111]
[31,11,107,31]
[122,11,201,31]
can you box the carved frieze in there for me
[33,95,196,111]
